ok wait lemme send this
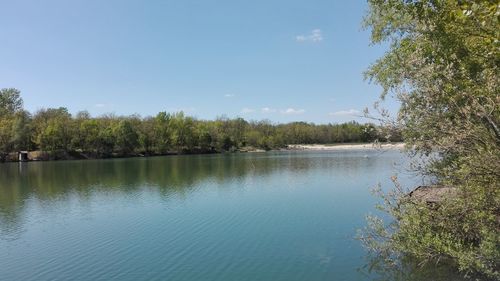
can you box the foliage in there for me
[361,0,499,278]
[0,89,28,160]
[0,89,399,160]
[0,88,23,116]
[113,119,139,154]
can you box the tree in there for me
[195,122,214,152]
[361,0,499,278]
[33,108,73,151]
[96,126,115,155]
[0,88,23,116]
[138,117,155,154]
[10,110,32,151]
[113,119,139,154]
[0,88,26,160]
[153,112,173,153]
[361,123,377,142]
[71,111,91,150]
[0,118,14,161]
[79,119,100,152]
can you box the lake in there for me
[0,150,460,281]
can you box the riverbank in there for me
[286,143,405,151]
[1,149,217,163]
[1,147,267,163]
[1,143,404,163]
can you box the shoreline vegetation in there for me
[1,142,405,163]
[361,1,499,279]
[0,89,402,163]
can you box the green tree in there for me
[33,108,73,151]
[0,118,14,161]
[71,110,91,150]
[113,119,139,154]
[96,126,115,155]
[361,0,499,278]
[138,117,155,154]
[195,122,214,152]
[0,89,26,160]
[153,112,173,153]
[79,119,100,152]
[0,88,23,116]
[10,110,32,151]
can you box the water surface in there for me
[0,150,458,280]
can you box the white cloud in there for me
[328,109,361,116]
[241,108,255,114]
[168,107,197,113]
[260,107,305,114]
[280,108,305,115]
[261,107,277,113]
[95,103,106,108]
[224,94,235,98]
[296,29,323,43]
[183,107,197,113]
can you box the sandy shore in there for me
[286,143,405,151]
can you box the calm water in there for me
[0,150,462,281]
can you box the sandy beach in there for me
[286,143,405,151]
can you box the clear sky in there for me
[0,0,398,124]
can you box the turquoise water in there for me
[0,150,458,280]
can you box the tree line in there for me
[0,88,400,161]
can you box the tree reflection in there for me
[360,254,492,281]
[0,151,392,239]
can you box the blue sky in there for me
[0,0,397,124]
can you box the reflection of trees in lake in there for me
[360,254,480,281]
[0,151,396,238]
